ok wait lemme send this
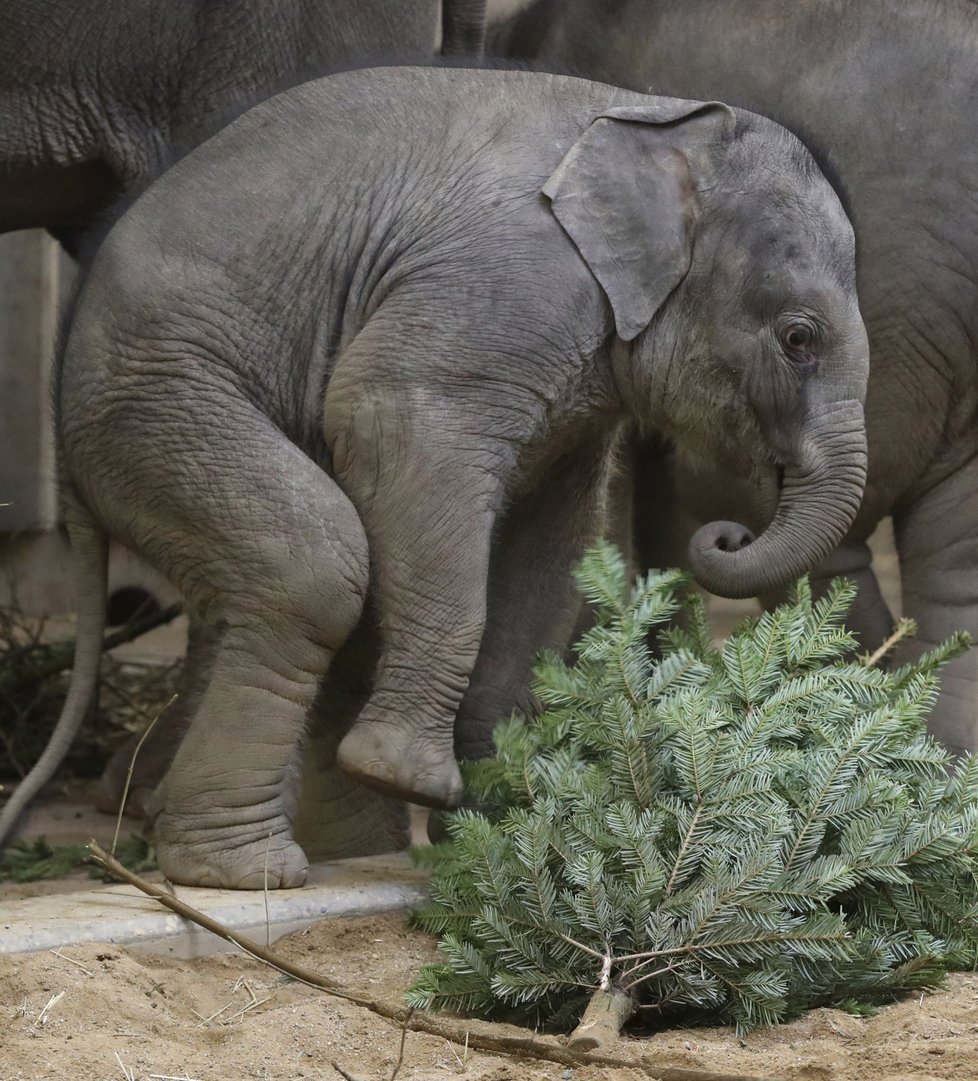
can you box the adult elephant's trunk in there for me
[687,400,867,599]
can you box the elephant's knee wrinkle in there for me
[271,562,369,658]
[307,592,368,655]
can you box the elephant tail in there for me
[0,504,108,851]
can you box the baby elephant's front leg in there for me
[327,358,506,808]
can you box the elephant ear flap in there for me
[543,99,735,341]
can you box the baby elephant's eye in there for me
[781,322,815,352]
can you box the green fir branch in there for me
[410,544,978,1035]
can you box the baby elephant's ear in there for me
[543,99,735,341]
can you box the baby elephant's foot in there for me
[148,804,308,889]
[337,723,463,809]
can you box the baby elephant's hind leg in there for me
[101,407,371,889]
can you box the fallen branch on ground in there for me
[87,841,782,1081]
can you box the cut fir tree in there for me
[408,542,978,1043]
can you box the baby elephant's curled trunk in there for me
[687,400,867,599]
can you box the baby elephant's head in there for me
[545,99,868,599]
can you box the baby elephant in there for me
[1,66,868,888]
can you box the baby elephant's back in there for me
[65,67,642,390]
[89,71,604,298]
[90,66,647,289]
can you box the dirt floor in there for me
[1,910,977,1081]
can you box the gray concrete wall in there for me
[0,230,62,534]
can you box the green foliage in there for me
[0,836,90,882]
[408,542,977,1033]
[0,835,156,882]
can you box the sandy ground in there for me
[2,911,978,1081]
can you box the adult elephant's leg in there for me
[442,0,488,54]
[115,407,372,888]
[454,431,619,762]
[892,456,978,755]
[95,619,221,817]
[630,434,692,576]
[294,606,410,860]
[760,539,896,651]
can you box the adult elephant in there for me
[0,0,484,860]
[489,0,978,756]
[0,0,482,253]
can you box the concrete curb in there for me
[0,853,428,959]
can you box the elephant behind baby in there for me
[0,66,869,887]
[488,0,978,757]
[0,0,483,252]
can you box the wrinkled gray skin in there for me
[0,0,481,252]
[442,0,488,54]
[10,67,868,888]
[489,0,978,756]
[0,0,484,860]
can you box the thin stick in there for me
[222,994,271,1024]
[35,989,65,1027]
[263,828,272,948]
[111,692,178,854]
[390,1007,414,1081]
[88,842,352,995]
[862,618,917,669]
[229,979,265,1022]
[619,958,680,989]
[87,842,783,1081]
[196,1000,234,1026]
[446,1032,472,1070]
[332,1064,363,1081]
[114,1051,134,1081]
[49,948,93,976]
[557,931,606,961]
